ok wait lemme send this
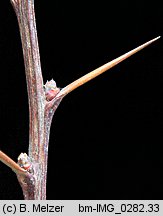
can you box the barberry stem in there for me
[10,0,50,199]
[0,0,159,200]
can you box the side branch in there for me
[57,36,160,98]
[0,150,26,175]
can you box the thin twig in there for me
[0,150,26,175]
[57,36,160,98]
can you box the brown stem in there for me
[11,0,47,200]
[8,0,160,201]
[11,0,44,162]
[57,36,160,97]
[10,0,64,200]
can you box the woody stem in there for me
[10,0,50,200]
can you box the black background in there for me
[0,0,163,199]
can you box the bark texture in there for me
[10,0,63,199]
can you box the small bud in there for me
[17,153,32,171]
[44,79,60,101]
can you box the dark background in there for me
[0,0,163,199]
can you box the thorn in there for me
[0,150,27,175]
[57,36,161,97]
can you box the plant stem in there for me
[11,0,44,162]
[10,0,49,199]
[4,0,159,200]
[10,0,64,200]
